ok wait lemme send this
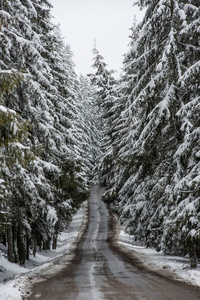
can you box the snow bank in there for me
[118,229,200,287]
[1,202,199,299]
[0,200,88,300]
[0,281,22,300]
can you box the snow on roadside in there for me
[118,229,200,288]
[0,200,88,300]
[1,200,199,299]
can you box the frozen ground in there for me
[0,201,88,300]
[0,200,199,300]
[118,229,200,288]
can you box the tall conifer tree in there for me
[0,0,89,263]
[89,45,118,186]
[106,0,200,266]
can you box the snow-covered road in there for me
[27,185,200,300]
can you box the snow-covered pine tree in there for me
[61,45,90,189]
[88,45,118,186]
[3,0,67,262]
[101,73,133,205]
[52,43,90,215]
[79,74,101,180]
[162,1,200,267]
[0,0,88,263]
[109,0,200,260]
[0,0,36,263]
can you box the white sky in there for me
[49,0,145,77]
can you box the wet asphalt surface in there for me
[28,185,200,300]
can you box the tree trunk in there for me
[2,232,6,247]
[7,227,15,263]
[26,235,29,260]
[37,237,42,252]
[189,244,197,268]
[46,238,51,250]
[52,235,57,250]
[33,240,37,257]
[43,238,51,250]
[42,240,46,251]
[17,226,26,265]
[12,225,18,263]
[196,242,200,261]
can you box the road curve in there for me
[28,185,200,300]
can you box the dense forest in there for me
[0,0,99,264]
[0,0,200,268]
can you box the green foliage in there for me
[0,110,27,144]
[0,71,23,99]
[0,110,34,167]
[56,159,89,209]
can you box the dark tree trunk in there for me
[12,225,18,263]
[196,242,200,260]
[42,240,46,251]
[46,237,51,250]
[2,232,6,247]
[17,226,26,265]
[7,226,15,263]
[33,240,37,257]
[43,238,51,251]
[52,235,57,250]
[37,237,42,252]
[189,244,197,268]
[26,235,30,260]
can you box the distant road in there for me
[28,185,200,300]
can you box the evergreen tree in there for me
[105,0,200,266]
[0,1,35,262]
[88,45,117,186]
[162,1,200,267]
[0,0,88,263]
[79,74,101,180]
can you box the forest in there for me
[0,0,199,268]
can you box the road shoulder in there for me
[108,208,200,288]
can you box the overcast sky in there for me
[50,0,145,77]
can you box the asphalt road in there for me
[28,185,200,300]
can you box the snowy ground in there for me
[0,201,199,300]
[118,229,200,288]
[0,200,88,300]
